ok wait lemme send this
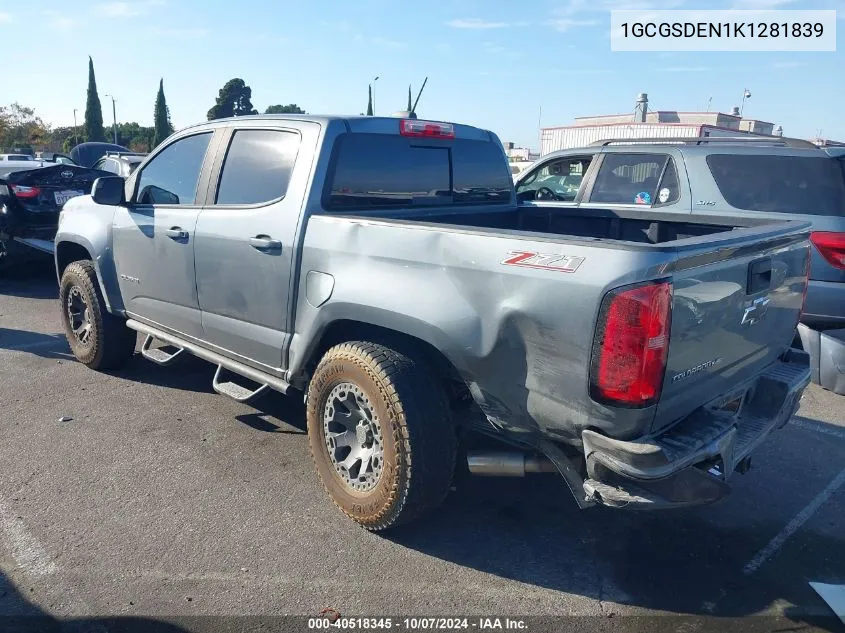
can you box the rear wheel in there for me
[307,341,456,531]
[59,260,136,370]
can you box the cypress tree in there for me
[152,78,174,148]
[407,85,413,111]
[84,56,106,142]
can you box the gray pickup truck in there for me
[55,114,812,530]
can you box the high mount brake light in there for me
[399,119,455,139]
[810,232,845,270]
[589,280,673,408]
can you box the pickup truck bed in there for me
[397,205,740,244]
[54,114,813,530]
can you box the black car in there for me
[0,161,110,269]
[69,142,132,168]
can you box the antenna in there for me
[411,77,428,114]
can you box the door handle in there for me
[248,236,282,251]
[165,227,189,240]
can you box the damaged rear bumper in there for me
[581,349,811,509]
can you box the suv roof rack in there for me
[589,136,818,149]
[104,151,146,158]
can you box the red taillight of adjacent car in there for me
[810,231,845,270]
[589,280,673,408]
[10,185,41,199]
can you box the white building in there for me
[540,93,781,156]
[503,141,539,162]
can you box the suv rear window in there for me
[707,154,845,216]
[324,133,512,211]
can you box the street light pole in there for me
[72,109,79,145]
[739,88,751,117]
[373,76,379,116]
[104,94,118,144]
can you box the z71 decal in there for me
[501,251,586,273]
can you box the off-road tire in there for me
[307,341,457,531]
[59,260,136,370]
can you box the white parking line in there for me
[0,499,58,577]
[0,498,92,614]
[790,418,845,442]
[743,467,845,575]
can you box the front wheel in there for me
[307,341,457,531]
[59,260,136,370]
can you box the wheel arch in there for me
[298,319,469,404]
[55,236,122,314]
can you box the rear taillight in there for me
[590,280,673,408]
[810,232,845,270]
[11,185,41,199]
[399,119,455,139]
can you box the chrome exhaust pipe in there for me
[466,451,557,477]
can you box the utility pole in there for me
[104,94,118,144]
[72,109,79,146]
[372,76,379,115]
[538,105,542,154]
[739,88,751,117]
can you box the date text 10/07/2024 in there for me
[307,618,528,630]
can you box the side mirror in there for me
[91,176,126,206]
[138,185,179,205]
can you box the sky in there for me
[1,0,844,149]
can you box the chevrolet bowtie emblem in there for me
[741,296,770,326]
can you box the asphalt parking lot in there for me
[1,259,844,633]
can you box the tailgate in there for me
[652,222,811,432]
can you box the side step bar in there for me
[126,320,290,396]
[212,365,269,403]
[140,334,184,366]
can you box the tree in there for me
[264,104,306,114]
[0,103,51,152]
[84,57,106,142]
[407,85,413,112]
[152,78,175,148]
[207,78,258,120]
[115,122,155,152]
[49,126,78,153]
[366,84,373,116]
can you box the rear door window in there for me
[589,153,670,205]
[707,154,845,215]
[215,129,301,205]
[324,134,511,211]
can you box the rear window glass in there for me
[324,133,512,211]
[707,154,845,216]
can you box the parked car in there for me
[37,152,78,166]
[55,115,811,530]
[514,137,845,395]
[69,142,133,168]
[0,153,33,161]
[92,152,146,178]
[0,161,110,268]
